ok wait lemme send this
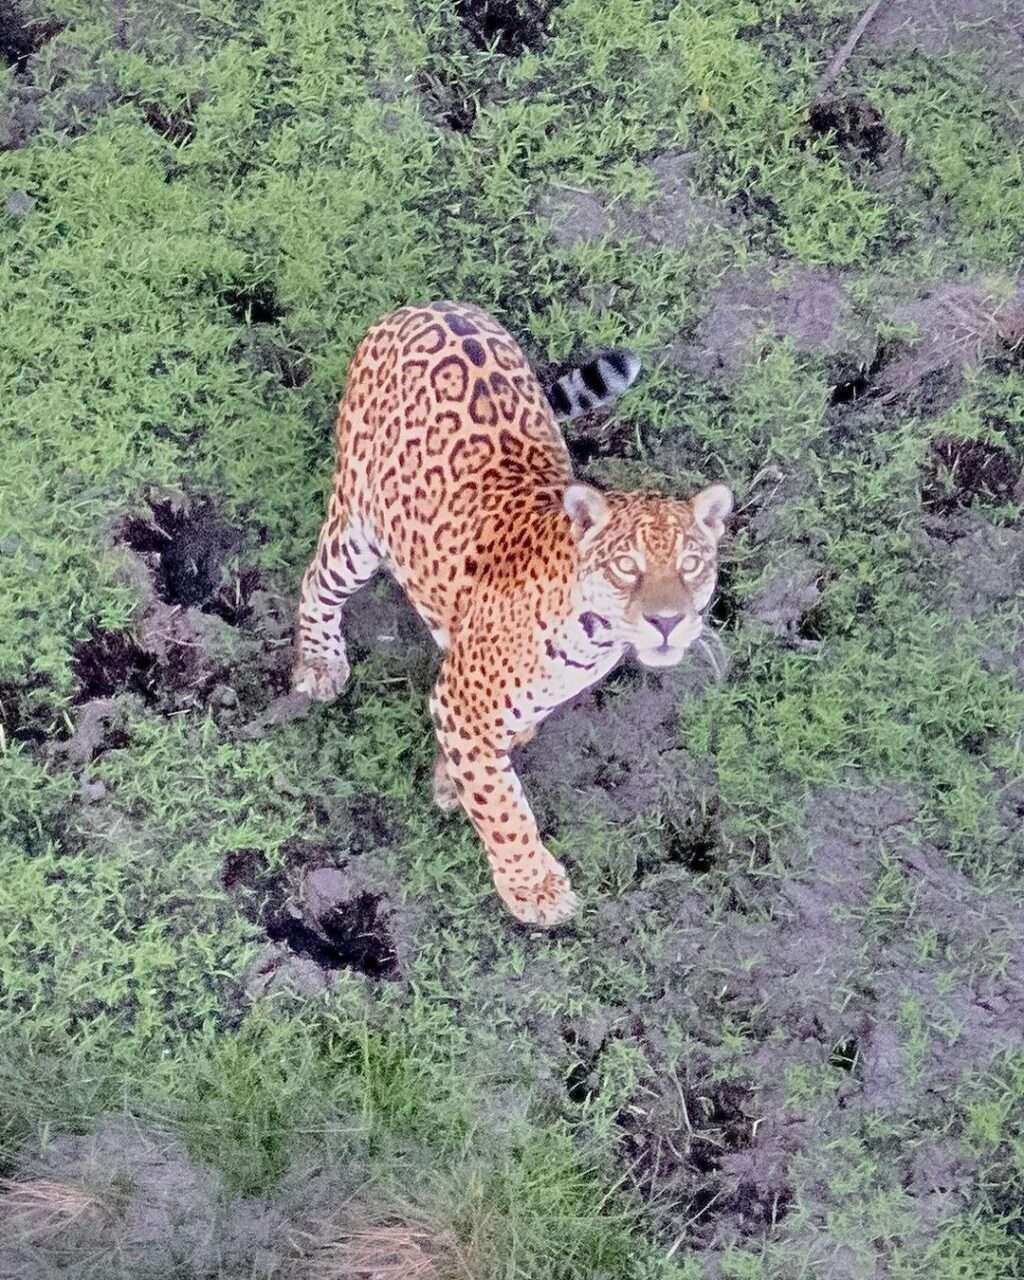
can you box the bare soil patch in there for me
[740,548,825,646]
[668,264,877,387]
[0,1117,294,1280]
[862,0,1024,102]
[521,668,719,838]
[877,281,1024,404]
[537,152,733,254]
[918,516,1024,618]
[572,778,1024,1259]
[0,24,114,151]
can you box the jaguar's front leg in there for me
[432,724,537,813]
[429,653,576,926]
[293,496,382,701]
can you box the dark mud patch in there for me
[561,402,640,466]
[417,69,479,133]
[921,436,1022,515]
[617,1077,777,1247]
[707,560,740,632]
[0,678,53,748]
[455,0,552,55]
[564,432,602,466]
[828,370,871,406]
[827,342,891,407]
[657,803,720,875]
[226,850,399,992]
[64,624,168,761]
[221,845,282,898]
[140,98,197,147]
[207,566,266,626]
[63,497,295,731]
[71,626,160,707]
[563,1029,603,1106]
[266,892,397,978]
[0,2,64,73]
[726,187,782,228]
[233,327,312,389]
[120,498,247,615]
[219,282,285,327]
[807,95,890,172]
[415,0,555,134]
[829,1036,860,1075]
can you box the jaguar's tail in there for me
[544,349,642,421]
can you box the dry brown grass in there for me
[0,1176,114,1241]
[297,1213,477,1280]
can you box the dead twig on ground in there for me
[811,0,888,104]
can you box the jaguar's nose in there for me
[646,614,684,642]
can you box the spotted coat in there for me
[293,302,732,925]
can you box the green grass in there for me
[3,0,1024,1276]
[868,55,1024,264]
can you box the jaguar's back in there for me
[339,301,575,640]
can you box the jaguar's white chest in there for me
[504,611,624,732]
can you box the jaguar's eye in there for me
[680,554,702,576]
[613,555,640,577]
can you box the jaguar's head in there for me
[565,482,733,668]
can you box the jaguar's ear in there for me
[564,484,609,539]
[690,483,733,542]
